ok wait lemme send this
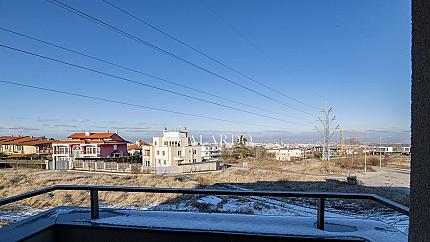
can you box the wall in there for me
[99,144,127,157]
[22,145,37,155]
[178,161,219,173]
[410,0,430,240]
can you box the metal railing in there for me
[0,185,409,230]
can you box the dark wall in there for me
[410,0,430,240]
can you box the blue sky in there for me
[0,0,411,142]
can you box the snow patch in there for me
[197,196,222,206]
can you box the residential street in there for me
[357,166,410,194]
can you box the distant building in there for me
[0,136,35,156]
[201,144,221,162]
[127,140,151,156]
[151,128,219,174]
[127,140,152,168]
[0,136,54,158]
[52,132,128,169]
[402,146,411,155]
[275,148,303,161]
[374,146,411,156]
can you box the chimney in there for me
[85,131,90,136]
[163,127,168,132]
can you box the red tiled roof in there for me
[127,140,151,151]
[1,137,33,145]
[53,140,126,145]
[53,140,86,144]
[19,140,56,146]
[68,133,116,139]
[0,136,56,146]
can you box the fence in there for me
[0,185,409,231]
[0,159,46,169]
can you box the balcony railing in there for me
[0,185,409,231]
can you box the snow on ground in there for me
[0,185,409,234]
[92,210,407,242]
[197,195,222,206]
[0,205,43,226]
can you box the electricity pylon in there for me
[315,107,339,161]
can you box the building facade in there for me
[150,128,219,174]
[0,136,53,158]
[275,148,303,161]
[52,132,128,168]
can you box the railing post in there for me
[90,189,99,219]
[317,197,325,230]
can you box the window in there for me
[193,159,196,163]
[193,149,196,154]
[163,160,166,165]
[154,141,157,146]
[177,151,181,156]
[158,159,161,164]
[157,151,160,155]
[86,147,98,155]
[162,151,165,156]
[58,146,69,155]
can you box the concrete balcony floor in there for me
[0,206,406,242]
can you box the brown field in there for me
[0,156,410,212]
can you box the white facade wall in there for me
[275,149,303,161]
[201,144,221,161]
[151,129,215,173]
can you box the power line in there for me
[45,0,315,117]
[0,44,310,127]
[0,80,288,130]
[200,0,321,108]
[0,27,286,117]
[101,0,317,112]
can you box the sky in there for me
[0,0,411,143]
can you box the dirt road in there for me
[357,167,410,194]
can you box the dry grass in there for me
[0,156,410,210]
[0,170,198,209]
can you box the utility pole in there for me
[339,128,344,156]
[379,136,382,168]
[315,107,339,161]
[364,148,367,173]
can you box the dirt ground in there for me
[0,156,410,211]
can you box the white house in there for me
[151,128,219,174]
[275,148,303,161]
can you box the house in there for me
[151,128,219,174]
[0,136,35,155]
[275,148,303,161]
[127,140,151,155]
[402,146,411,155]
[18,139,55,159]
[201,144,221,162]
[52,132,128,168]
[127,140,152,168]
[374,146,409,156]
[0,136,54,158]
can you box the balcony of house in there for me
[80,145,100,158]
[37,148,52,155]
[52,145,70,156]
[0,186,409,242]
